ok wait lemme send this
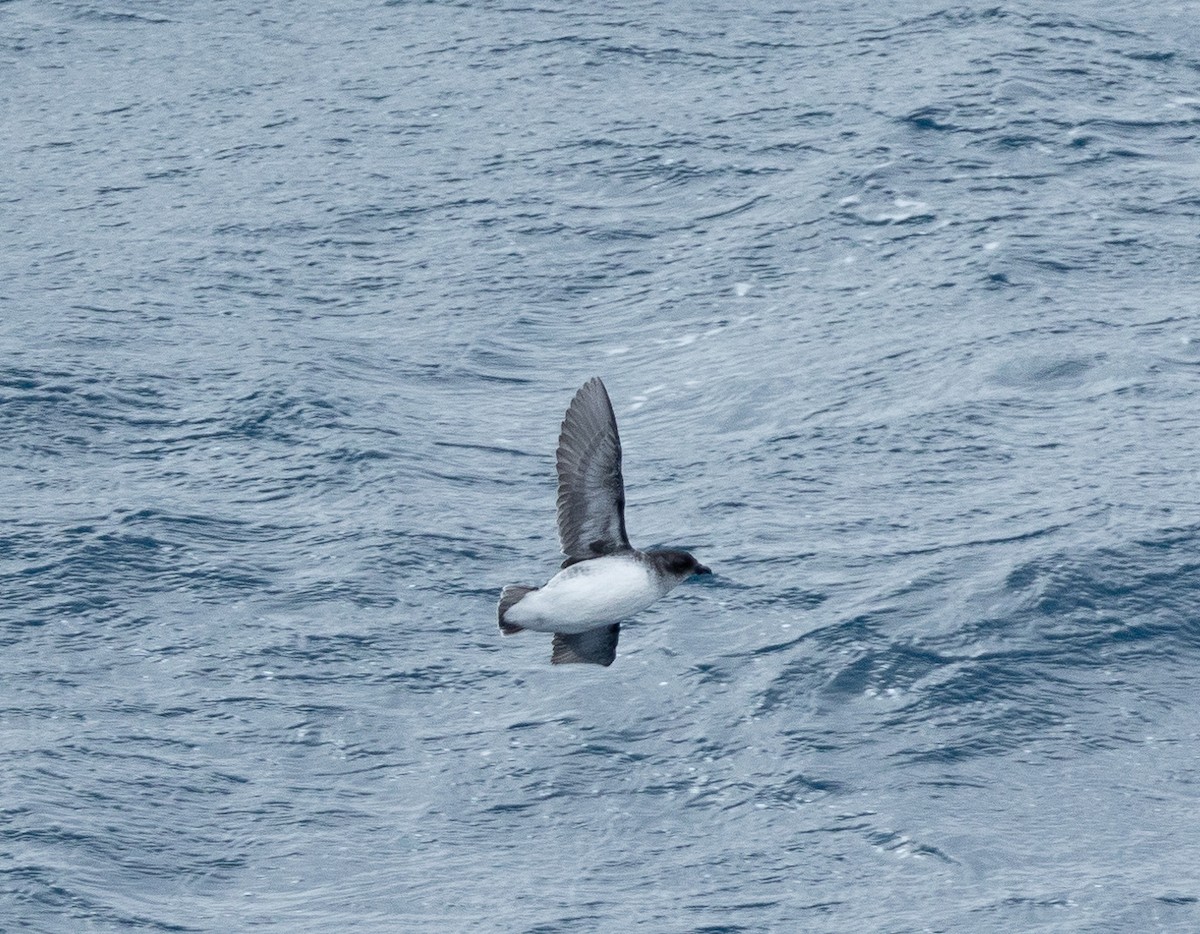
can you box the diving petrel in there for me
[497,377,710,666]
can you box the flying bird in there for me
[497,377,710,666]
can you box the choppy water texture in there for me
[4,1,1200,930]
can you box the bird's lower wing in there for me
[551,624,620,666]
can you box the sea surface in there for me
[3,1,1200,931]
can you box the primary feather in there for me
[555,377,631,567]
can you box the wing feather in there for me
[555,378,631,566]
[551,624,620,666]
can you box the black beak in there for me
[695,564,712,576]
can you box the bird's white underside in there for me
[503,555,675,634]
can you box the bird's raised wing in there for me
[555,377,631,567]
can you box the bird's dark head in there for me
[651,548,712,580]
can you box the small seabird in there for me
[498,377,710,666]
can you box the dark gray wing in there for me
[555,378,631,568]
[551,624,619,666]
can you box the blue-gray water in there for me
[3,1,1200,930]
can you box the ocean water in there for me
[3,0,1200,930]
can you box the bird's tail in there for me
[497,585,537,634]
